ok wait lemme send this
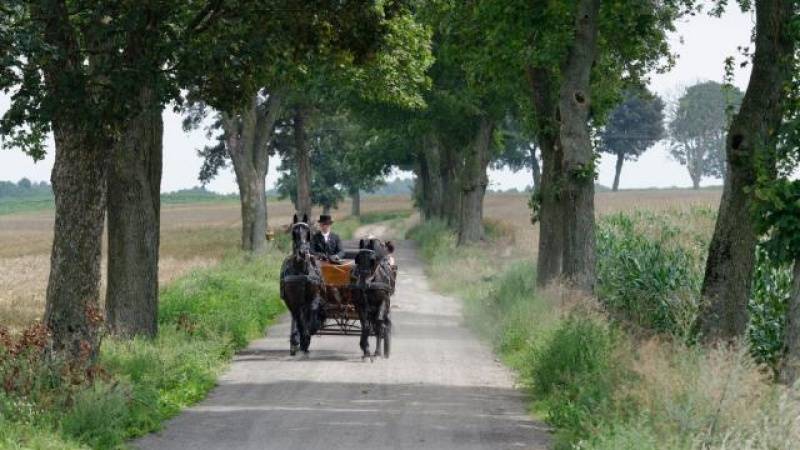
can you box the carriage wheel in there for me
[382,321,391,358]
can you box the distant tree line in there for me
[0,178,52,199]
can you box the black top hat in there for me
[318,214,334,224]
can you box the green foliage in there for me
[531,317,627,434]
[1,251,286,449]
[357,210,411,224]
[748,246,791,375]
[0,179,52,199]
[751,178,800,264]
[406,220,456,262]
[597,87,666,162]
[159,253,284,349]
[596,212,703,339]
[58,384,130,449]
[667,81,745,185]
[160,188,239,205]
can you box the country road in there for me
[134,238,550,450]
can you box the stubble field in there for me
[0,189,721,332]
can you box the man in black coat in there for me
[311,214,346,262]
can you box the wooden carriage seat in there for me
[320,260,355,286]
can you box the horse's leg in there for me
[375,292,389,358]
[373,300,383,358]
[289,316,299,356]
[296,307,311,355]
[358,296,372,361]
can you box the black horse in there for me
[280,214,325,356]
[351,237,395,361]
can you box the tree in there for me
[0,0,187,358]
[466,0,692,290]
[697,0,796,342]
[598,88,665,191]
[667,81,744,189]
[494,116,542,192]
[194,3,431,239]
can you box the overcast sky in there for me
[0,6,754,193]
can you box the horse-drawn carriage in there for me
[280,215,396,361]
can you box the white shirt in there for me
[322,231,330,242]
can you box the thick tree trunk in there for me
[36,0,107,366]
[781,258,800,385]
[225,92,283,253]
[612,153,624,191]
[294,105,313,218]
[527,67,564,287]
[45,126,110,366]
[419,140,444,221]
[458,115,493,245]
[351,189,361,217]
[698,0,794,342]
[439,139,461,228]
[559,0,600,293]
[106,85,163,338]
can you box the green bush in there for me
[406,220,456,262]
[596,212,701,339]
[530,317,628,434]
[2,250,286,450]
[749,245,791,375]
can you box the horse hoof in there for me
[300,352,310,360]
[290,345,298,356]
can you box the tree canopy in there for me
[598,87,665,191]
[667,80,744,188]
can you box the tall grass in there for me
[410,216,800,450]
[1,251,286,449]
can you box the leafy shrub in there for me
[749,245,791,375]
[596,212,702,339]
[406,220,456,262]
[530,317,628,433]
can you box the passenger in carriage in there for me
[311,214,346,262]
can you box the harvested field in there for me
[0,190,718,331]
[0,196,414,331]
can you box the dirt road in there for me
[134,238,549,450]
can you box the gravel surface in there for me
[134,237,549,450]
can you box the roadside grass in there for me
[0,197,55,216]
[409,217,799,450]
[1,250,285,450]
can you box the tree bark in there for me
[36,0,109,366]
[559,0,600,293]
[527,67,564,287]
[458,115,494,245]
[612,152,624,191]
[697,0,794,342]
[419,137,444,221]
[294,104,313,218]
[105,85,163,338]
[45,127,110,367]
[781,258,800,385]
[351,188,361,217]
[224,91,284,253]
[438,136,461,228]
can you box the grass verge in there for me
[408,218,799,450]
[1,250,285,449]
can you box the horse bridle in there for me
[291,222,312,263]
